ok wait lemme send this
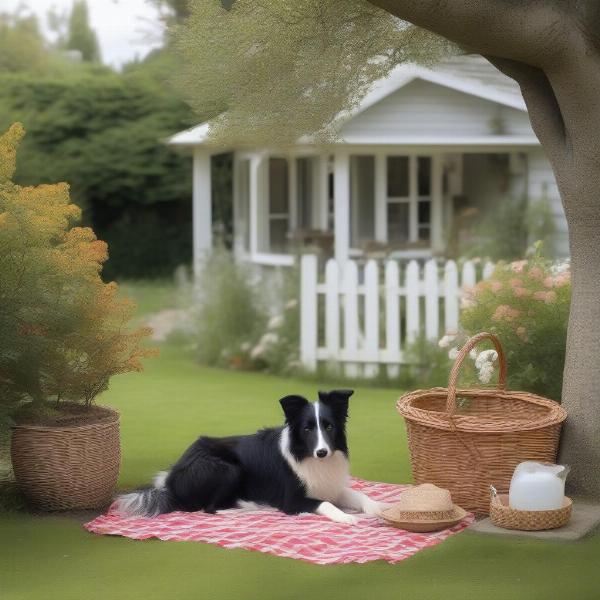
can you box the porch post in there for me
[333,150,350,266]
[249,154,261,256]
[192,147,212,277]
[288,156,298,232]
[431,154,444,254]
[317,154,330,230]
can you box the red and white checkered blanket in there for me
[84,479,473,565]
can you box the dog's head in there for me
[279,390,353,461]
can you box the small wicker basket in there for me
[397,332,567,515]
[490,492,572,531]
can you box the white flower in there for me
[448,347,459,360]
[267,315,284,330]
[250,345,265,360]
[469,349,478,361]
[438,333,457,348]
[260,332,279,346]
[285,299,298,310]
[478,362,495,384]
[475,350,498,369]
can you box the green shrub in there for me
[194,248,266,367]
[461,197,556,261]
[459,257,570,401]
[250,266,301,375]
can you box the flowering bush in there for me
[0,123,156,416]
[245,264,302,375]
[455,257,571,400]
[194,247,267,368]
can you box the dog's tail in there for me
[113,471,175,517]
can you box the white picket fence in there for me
[300,255,494,378]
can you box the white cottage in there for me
[169,55,568,275]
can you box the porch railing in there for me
[300,255,494,378]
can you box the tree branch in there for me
[368,0,565,66]
[484,56,569,164]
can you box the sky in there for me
[4,0,164,68]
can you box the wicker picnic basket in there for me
[11,408,120,511]
[397,332,567,515]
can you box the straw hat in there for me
[381,484,468,532]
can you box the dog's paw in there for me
[364,501,393,517]
[337,512,360,526]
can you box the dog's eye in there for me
[304,427,311,433]
[325,424,333,432]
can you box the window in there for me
[237,159,250,251]
[269,157,290,252]
[417,156,432,242]
[387,156,409,197]
[350,155,375,247]
[386,155,432,246]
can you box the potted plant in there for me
[0,123,155,510]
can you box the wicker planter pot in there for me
[11,407,120,511]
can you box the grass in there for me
[2,344,600,600]
[117,279,179,320]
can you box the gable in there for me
[340,78,534,141]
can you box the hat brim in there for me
[381,505,468,533]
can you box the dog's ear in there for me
[279,395,309,422]
[318,389,354,422]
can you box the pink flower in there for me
[492,305,521,322]
[528,266,544,280]
[490,281,503,293]
[509,278,524,288]
[513,287,531,298]
[516,326,529,342]
[510,260,527,273]
[554,272,570,287]
[543,276,555,289]
[533,290,557,304]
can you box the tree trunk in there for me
[558,189,600,497]
[367,0,600,498]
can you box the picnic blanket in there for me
[84,479,473,565]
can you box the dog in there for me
[114,389,386,524]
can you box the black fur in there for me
[117,389,353,517]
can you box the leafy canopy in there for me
[173,0,453,147]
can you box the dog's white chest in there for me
[292,452,350,502]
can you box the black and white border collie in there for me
[115,389,386,524]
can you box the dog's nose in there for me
[316,449,328,458]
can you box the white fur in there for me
[313,401,331,458]
[153,470,169,490]
[316,501,359,525]
[279,426,349,503]
[114,492,147,516]
[336,487,389,517]
[278,426,388,524]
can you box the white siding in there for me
[527,149,569,256]
[340,79,534,141]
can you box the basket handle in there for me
[446,332,507,415]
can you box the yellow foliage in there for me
[0,124,156,409]
[0,122,24,181]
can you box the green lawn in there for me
[117,279,179,320]
[2,345,600,600]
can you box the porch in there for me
[191,146,529,273]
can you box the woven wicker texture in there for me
[11,408,120,511]
[490,494,572,530]
[397,332,567,515]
